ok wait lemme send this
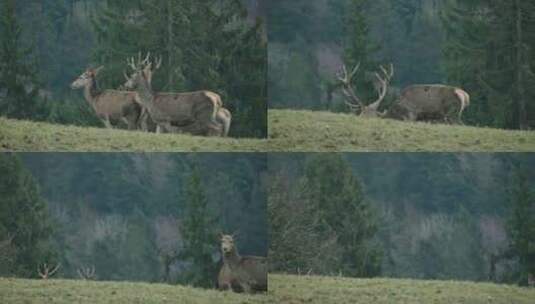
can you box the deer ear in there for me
[231,230,240,239]
[218,232,224,240]
[94,66,104,75]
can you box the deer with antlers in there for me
[70,67,143,130]
[77,265,96,280]
[336,63,470,124]
[124,53,231,136]
[37,263,60,279]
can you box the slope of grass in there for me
[2,111,535,151]
[2,275,534,304]
[268,110,535,152]
[0,117,267,152]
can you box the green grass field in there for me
[268,110,535,152]
[0,117,267,152]
[2,111,535,151]
[1,274,534,304]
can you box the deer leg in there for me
[102,117,113,129]
[240,282,252,294]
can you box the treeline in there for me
[0,0,266,137]
[268,0,535,130]
[0,153,267,287]
[268,154,535,285]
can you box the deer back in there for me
[153,90,220,124]
[395,85,464,118]
[93,90,140,120]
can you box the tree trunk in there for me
[167,0,174,89]
[513,0,527,129]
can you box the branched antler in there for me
[77,265,96,280]
[336,62,364,113]
[38,263,60,279]
[335,62,394,117]
[367,63,394,111]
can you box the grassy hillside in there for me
[268,110,535,152]
[0,117,267,152]
[2,275,534,304]
[2,111,535,151]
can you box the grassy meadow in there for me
[1,274,534,304]
[268,110,535,152]
[2,110,535,151]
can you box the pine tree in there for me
[178,166,218,287]
[0,0,47,120]
[300,154,382,277]
[507,170,535,285]
[441,0,535,129]
[0,154,55,277]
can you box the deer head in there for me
[123,52,162,90]
[37,262,60,279]
[219,233,238,257]
[336,63,394,117]
[70,66,104,89]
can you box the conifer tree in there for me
[507,170,535,285]
[300,154,382,277]
[0,0,47,120]
[0,154,55,277]
[178,166,218,287]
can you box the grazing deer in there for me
[37,263,60,279]
[71,67,142,130]
[217,234,267,293]
[123,55,228,136]
[387,85,470,124]
[336,63,470,124]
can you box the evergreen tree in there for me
[507,170,535,285]
[178,166,218,287]
[0,0,47,120]
[300,154,382,277]
[441,0,535,129]
[0,154,55,277]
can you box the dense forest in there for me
[0,0,266,137]
[0,153,267,287]
[269,153,535,285]
[268,0,535,130]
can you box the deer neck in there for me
[135,78,155,107]
[223,249,241,268]
[83,78,100,110]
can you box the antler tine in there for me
[349,62,361,79]
[155,56,163,70]
[128,57,137,71]
[142,52,151,66]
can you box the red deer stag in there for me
[336,63,470,124]
[70,67,142,130]
[217,234,267,293]
[124,55,229,136]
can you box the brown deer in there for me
[336,63,470,124]
[70,67,142,130]
[217,234,267,293]
[124,55,229,136]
